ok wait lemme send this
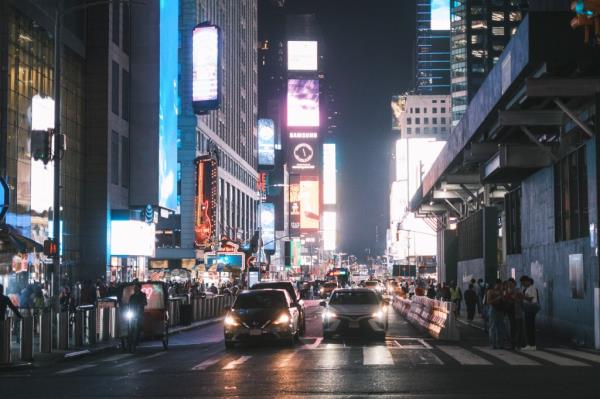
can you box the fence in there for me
[1,294,233,366]
[393,295,460,341]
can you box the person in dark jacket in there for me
[1,284,22,321]
[464,284,478,321]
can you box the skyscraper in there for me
[450,0,525,124]
[416,1,451,95]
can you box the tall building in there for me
[450,0,524,124]
[416,0,451,95]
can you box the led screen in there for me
[205,252,245,272]
[195,156,218,249]
[323,143,336,205]
[287,41,318,71]
[159,0,179,211]
[259,202,275,251]
[289,177,301,233]
[431,0,450,30]
[192,24,220,108]
[258,119,275,167]
[31,95,55,131]
[287,79,319,127]
[288,131,319,173]
[110,220,156,257]
[323,211,336,251]
[299,178,320,230]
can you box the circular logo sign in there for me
[293,143,314,163]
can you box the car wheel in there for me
[224,340,235,349]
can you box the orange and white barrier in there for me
[392,295,460,341]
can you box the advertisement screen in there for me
[299,177,320,231]
[323,211,336,251]
[259,202,275,251]
[288,131,319,174]
[287,41,318,71]
[431,0,450,30]
[192,24,220,110]
[323,143,336,205]
[205,252,245,272]
[289,176,301,234]
[195,156,218,249]
[31,95,55,131]
[110,220,156,257]
[258,119,275,167]
[159,0,179,211]
[287,79,319,127]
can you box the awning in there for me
[0,224,44,253]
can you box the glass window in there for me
[123,4,130,54]
[424,117,429,124]
[122,69,129,121]
[121,136,129,188]
[407,117,412,125]
[407,127,412,134]
[415,118,420,125]
[112,61,119,115]
[432,108,437,114]
[492,26,505,36]
[432,118,437,124]
[415,107,420,114]
[441,108,446,113]
[111,131,119,185]
[416,127,421,134]
[492,12,504,22]
[441,117,447,124]
[112,2,120,46]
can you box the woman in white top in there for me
[520,276,540,351]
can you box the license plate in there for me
[348,321,360,329]
[250,329,262,336]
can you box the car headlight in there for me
[372,310,384,320]
[273,313,290,325]
[323,310,337,320]
[224,314,240,327]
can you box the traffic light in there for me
[31,129,53,164]
[43,239,58,257]
[284,240,291,268]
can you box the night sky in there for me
[268,0,416,259]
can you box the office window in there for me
[121,136,130,188]
[407,117,412,125]
[123,4,130,54]
[441,108,446,113]
[111,61,119,115]
[509,11,522,22]
[433,127,438,134]
[505,187,521,254]
[432,100,437,103]
[492,26,505,36]
[415,118,420,125]
[441,100,446,103]
[424,127,430,134]
[415,108,420,114]
[407,127,412,134]
[424,117,429,124]
[441,127,447,133]
[112,2,120,46]
[441,117,447,124]
[555,146,589,242]
[432,108,437,114]
[492,12,504,22]
[416,127,421,134]
[122,69,130,121]
[432,118,437,124]
[424,108,427,114]
[111,131,119,185]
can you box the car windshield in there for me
[329,291,379,305]
[252,283,296,301]
[233,291,287,309]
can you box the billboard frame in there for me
[192,22,222,114]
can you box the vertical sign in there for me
[192,23,221,112]
[289,175,301,235]
[299,177,320,231]
[259,203,275,251]
[195,156,218,249]
[323,143,336,205]
[258,119,275,168]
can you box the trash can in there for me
[180,304,193,326]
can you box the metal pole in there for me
[52,2,62,296]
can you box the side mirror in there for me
[319,301,326,307]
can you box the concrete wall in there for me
[507,138,599,346]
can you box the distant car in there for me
[319,282,338,298]
[321,288,388,340]
[364,280,384,294]
[251,281,306,335]
[224,289,300,348]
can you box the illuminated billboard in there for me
[205,252,245,272]
[192,24,221,112]
[159,0,179,210]
[259,202,275,251]
[287,41,318,71]
[31,95,55,131]
[288,131,319,173]
[299,177,320,231]
[323,143,336,205]
[195,156,218,249]
[322,211,337,251]
[111,220,156,257]
[431,0,450,30]
[287,79,319,127]
[289,176,301,234]
[258,119,275,167]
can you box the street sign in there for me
[0,177,9,222]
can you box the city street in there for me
[3,302,600,398]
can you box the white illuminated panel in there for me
[111,220,156,257]
[323,211,336,251]
[31,159,54,214]
[323,143,336,205]
[31,95,55,131]
[192,25,219,102]
[287,41,318,71]
[431,0,450,30]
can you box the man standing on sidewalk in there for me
[521,276,540,351]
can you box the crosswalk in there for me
[51,339,600,376]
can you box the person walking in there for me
[0,283,22,321]
[449,281,462,316]
[507,278,524,350]
[464,284,478,321]
[476,278,486,317]
[426,283,436,299]
[520,276,540,351]
[486,280,505,349]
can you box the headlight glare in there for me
[273,313,290,325]
[224,314,240,326]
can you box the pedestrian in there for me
[486,279,505,349]
[520,276,540,351]
[507,278,524,350]
[464,283,477,321]
[80,280,97,305]
[476,278,486,316]
[449,281,462,315]
[0,283,22,321]
[209,283,218,295]
[426,283,436,299]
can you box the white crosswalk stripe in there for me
[363,346,394,365]
[546,348,600,364]
[55,364,97,375]
[475,347,540,366]
[192,356,223,371]
[437,346,492,366]
[522,350,590,366]
[222,355,252,370]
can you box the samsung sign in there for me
[192,23,221,113]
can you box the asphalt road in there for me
[2,300,600,398]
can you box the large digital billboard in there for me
[299,177,320,231]
[289,176,301,234]
[111,220,156,257]
[288,131,319,174]
[322,211,336,251]
[205,252,245,272]
[195,156,218,249]
[259,202,275,251]
[159,0,179,211]
[192,24,221,112]
[287,41,318,71]
[287,79,319,127]
[258,119,275,167]
[323,143,336,205]
[431,0,450,30]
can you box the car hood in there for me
[328,304,379,316]
[233,308,286,326]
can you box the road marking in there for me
[303,337,323,350]
[546,348,600,364]
[113,359,137,368]
[102,354,133,362]
[437,346,492,366]
[64,350,91,358]
[277,351,297,367]
[363,346,394,365]
[55,364,97,375]
[475,347,540,366]
[222,356,252,370]
[522,350,590,366]
[143,352,167,360]
[192,356,223,371]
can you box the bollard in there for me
[218,296,224,315]
[1,318,12,364]
[20,316,34,361]
[211,297,217,318]
[40,310,52,353]
[87,308,97,346]
[74,310,83,347]
[202,298,208,320]
[58,312,69,350]
[100,308,110,341]
[192,298,198,322]
[109,307,117,339]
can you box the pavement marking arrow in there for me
[222,355,252,370]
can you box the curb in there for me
[0,362,34,372]
[168,317,224,335]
